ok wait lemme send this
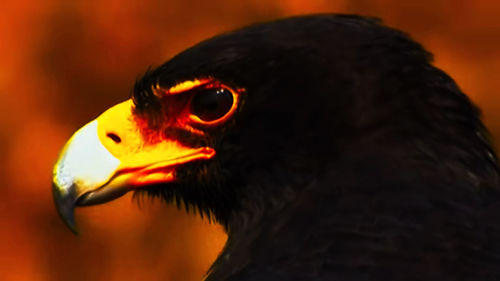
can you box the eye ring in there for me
[188,86,239,126]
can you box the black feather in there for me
[129,14,500,280]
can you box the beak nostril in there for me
[107,133,122,144]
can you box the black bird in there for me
[53,14,500,280]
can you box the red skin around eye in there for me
[151,78,244,129]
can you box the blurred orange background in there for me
[1,1,500,280]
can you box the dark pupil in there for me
[191,88,233,121]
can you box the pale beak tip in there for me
[52,183,79,235]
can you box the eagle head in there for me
[53,15,497,249]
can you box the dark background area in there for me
[1,1,500,280]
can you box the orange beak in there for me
[52,100,215,233]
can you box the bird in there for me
[52,14,500,281]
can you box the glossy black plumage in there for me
[132,15,500,280]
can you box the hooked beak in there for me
[52,100,215,233]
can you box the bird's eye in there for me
[190,88,235,124]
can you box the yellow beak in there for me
[52,100,215,233]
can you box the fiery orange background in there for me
[1,1,500,280]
